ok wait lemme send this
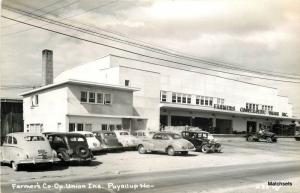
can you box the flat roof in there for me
[20,79,140,96]
[67,113,147,119]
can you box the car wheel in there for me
[181,151,188,156]
[11,161,19,171]
[75,145,90,159]
[57,149,70,161]
[167,147,175,156]
[138,145,146,154]
[201,145,210,153]
[247,136,254,142]
[266,137,272,143]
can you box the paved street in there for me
[1,137,300,193]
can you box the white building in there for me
[21,50,296,135]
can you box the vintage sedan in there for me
[181,130,222,153]
[45,132,94,163]
[0,132,59,171]
[72,131,102,151]
[93,130,122,150]
[246,130,277,143]
[114,130,138,148]
[137,132,195,156]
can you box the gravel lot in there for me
[1,137,300,184]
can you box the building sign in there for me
[214,104,235,111]
[240,108,279,116]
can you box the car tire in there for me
[247,136,254,142]
[201,145,210,153]
[11,161,19,171]
[138,145,146,154]
[167,147,175,156]
[57,149,70,162]
[266,137,272,143]
[75,145,90,159]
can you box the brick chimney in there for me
[42,49,53,85]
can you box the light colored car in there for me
[137,132,195,156]
[0,132,59,171]
[72,131,102,151]
[92,131,122,150]
[114,130,138,148]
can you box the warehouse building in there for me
[21,50,296,135]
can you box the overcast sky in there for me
[1,0,300,117]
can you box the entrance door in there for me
[192,117,211,131]
[216,119,232,134]
[247,121,257,133]
[171,116,191,126]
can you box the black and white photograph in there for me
[1,0,300,193]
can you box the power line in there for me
[2,15,300,84]
[2,0,81,29]
[1,0,63,25]
[3,5,300,79]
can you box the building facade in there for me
[21,54,296,135]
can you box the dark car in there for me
[92,131,122,150]
[246,130,277,143]
[181,130,222,153]
[44,132,94,163]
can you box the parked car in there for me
[246,130,277,143]
[72,131,102,151]
[181,130,222,153]
[92,130,122,150]
[114,130,138,148]
[45,132,94,163]
[137,132,195,156]
[0,132,59,171]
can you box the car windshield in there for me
[69,136,85,142]
[24,136,45,141]
[84,134,94,137]
[119,132,129,135]
[104,133,116,137]
[168,133,182,139]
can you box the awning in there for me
[160,103,296,121]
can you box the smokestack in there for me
[42,49,53,85]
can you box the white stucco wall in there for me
[23,86,68,132]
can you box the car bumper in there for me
[175,147,196,151]
[18,157,60,164]
[90,146,103,151]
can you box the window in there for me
[172,93,176,103]
[125,80,130,86]
[200,96,204,105]
[24,136,45,141]
[271,106,273,111]
[7,136,12,144]
[161,91,167,102]
[85,124,92,131]
[209,97,213,106]
[109,125,115,131]
[31,95,39,106]
[177,94,182,103]
[153,134,162,140]
[89,92,95,103]
[116,124,122,130]
[104,94,111,104]
[187,95,191,104]
[196,96,200,105]
[102,124,108,130]
[182,94,187,104]
[69,123,75,132]
[80,91,87,102]
[13,137,17,144]
[205,97,209,106]
[97,93,103,104]
[77,123,83,131]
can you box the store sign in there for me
[214,104,235,111]
[240,108,279,116]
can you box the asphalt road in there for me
[2,160,299,193]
